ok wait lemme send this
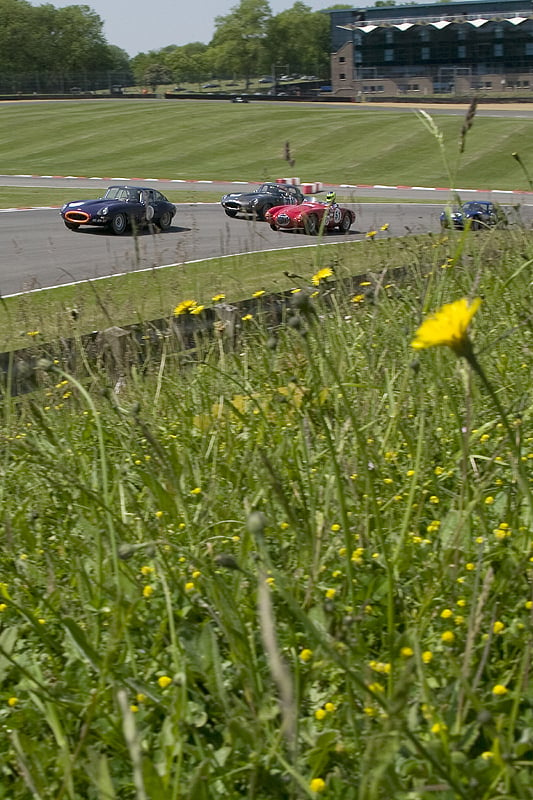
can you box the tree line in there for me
[0,0,352,94]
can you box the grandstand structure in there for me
[328,0,533,97]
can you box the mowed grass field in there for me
[1,99,533,191]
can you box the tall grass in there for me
[0,221,532,798]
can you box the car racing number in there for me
[326,206,342,224]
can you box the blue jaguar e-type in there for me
[60,185,176,234]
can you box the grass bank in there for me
[0,234,426,352]
[0,223,531,798]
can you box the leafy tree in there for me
[142,63,172,92]
[266,2,330,79]
[0,0,42,74]
[165,43,209,85]
[211,0,272,88]
[0,0,127,90]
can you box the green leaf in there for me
[62,617,102,672]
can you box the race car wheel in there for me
[158,211,173,231]
[339,213,352,234]
[255,204,272,221]
[64,221,80,231]
[111,213,128,235]
[304,214,319,235]
[270,223,278,231]
[224,208,238,217]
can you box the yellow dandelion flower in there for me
[493,620,505,634]
[190,304,205,315]
[441,630,455,644]
[185,582,195,592]
[422,651,433,664]
[325,588,336,600]
[212,293,225,302]
[252,289,265,298]
[143,585,154,598]
[311,267,333,286]
[380,223,389,231]
[158,675,172,689]
[411,297,482,356]
[299,648,313,662]
[366,230,377,239]
[309,778,326,793]
[492,684,508,696]
[431,722,447,733]
[351,294,365,303]
[315,708,327,720]
[400,647,414,658]
[440,609,453,619]
[241,313,253,321]
[8,697,18,707]
[174,299,198,315]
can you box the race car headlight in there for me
[99,206,109,216]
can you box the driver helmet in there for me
[326,191,336,204]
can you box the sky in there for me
[28,0,347,57]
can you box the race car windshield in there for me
[105,187,140,201]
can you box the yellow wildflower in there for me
[311,267,333,286]
[492,684,508,696]
[411,297,482,356]
[174,299,198,315]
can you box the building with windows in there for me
[328,0,533,97]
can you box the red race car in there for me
[265,198,355,235]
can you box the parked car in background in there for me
[60,185,176,234]
[231,95,249,103]
[221,182,305,220]
[440,201,507,230]
[265,198,355,235]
